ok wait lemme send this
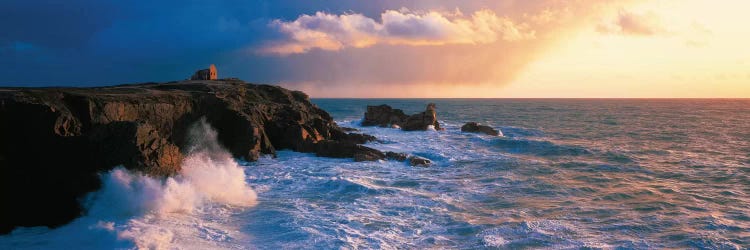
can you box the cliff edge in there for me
[0,79,377,233]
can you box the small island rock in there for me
[362,103,440,131]
[408,156,432,167]
[461,122,502,136]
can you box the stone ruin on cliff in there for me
[190,64,218,80]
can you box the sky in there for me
[1,0,748,97]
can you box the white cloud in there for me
[261,9,535,55]
[597,10,665,36]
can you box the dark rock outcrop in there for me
[461,122,501,136]
[401,103,440,131]
[362,104,408,127]
[385,151,408,161]
[313,140,384,161]
[362,103,440,131]
[408,156,431,167]
[0,79,381,233]
[383,152,431,167]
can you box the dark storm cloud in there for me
[0,0,626,93]
[0,0,118,49]
[0,0,393,86]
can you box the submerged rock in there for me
[313,140,384,162]
[385,151,408,161]
[383,151,431,167]
[408,156,432,167]
[362,103,440,131]
[0,79,380,233]
[461,122,502,136]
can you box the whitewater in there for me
[2,99,749,249]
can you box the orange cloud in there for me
[250,1,641,97]
[261,9,535,55]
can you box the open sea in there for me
[2,99,749,249]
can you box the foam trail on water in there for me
[0,118,257,249]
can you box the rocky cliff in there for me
[0,80,382,233]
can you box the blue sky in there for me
[1,0,550,88]
[0,0,480,86]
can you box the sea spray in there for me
[179,118,257,207]
[0,118,257,249]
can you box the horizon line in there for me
[2,81,748,99]
[310,97,750,99]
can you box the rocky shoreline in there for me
[0,80,423,233]
[0,79,507,233]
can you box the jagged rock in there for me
[353,150,386,162]
[0,80,378,233]
[88,121,183,176]
[385,152,431,167]
[330,129,376,144]
[461,122,501,136]
[362,104,408,127]
[402,103,440,131]
[385,151,408,161]
[408,156,431,167]
[313,140,385,162]
[362,103,440,131]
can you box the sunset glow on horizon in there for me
[277,0,750,98]
[1,0,748,98]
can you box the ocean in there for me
[2,99,749,249]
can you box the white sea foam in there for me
[0,119,257,249]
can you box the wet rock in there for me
[314,140,385,162]
[461,122,501,136]
[402,103,440,131]
[362,103,440,131]
[353,151,386,162]
[330,129,377,144]
[385,152,431,167]
[385,151,408,161]
[408,156,432,167]
[362,104,408,127]
[385,151,431,167]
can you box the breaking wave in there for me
[0,119,257,249]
